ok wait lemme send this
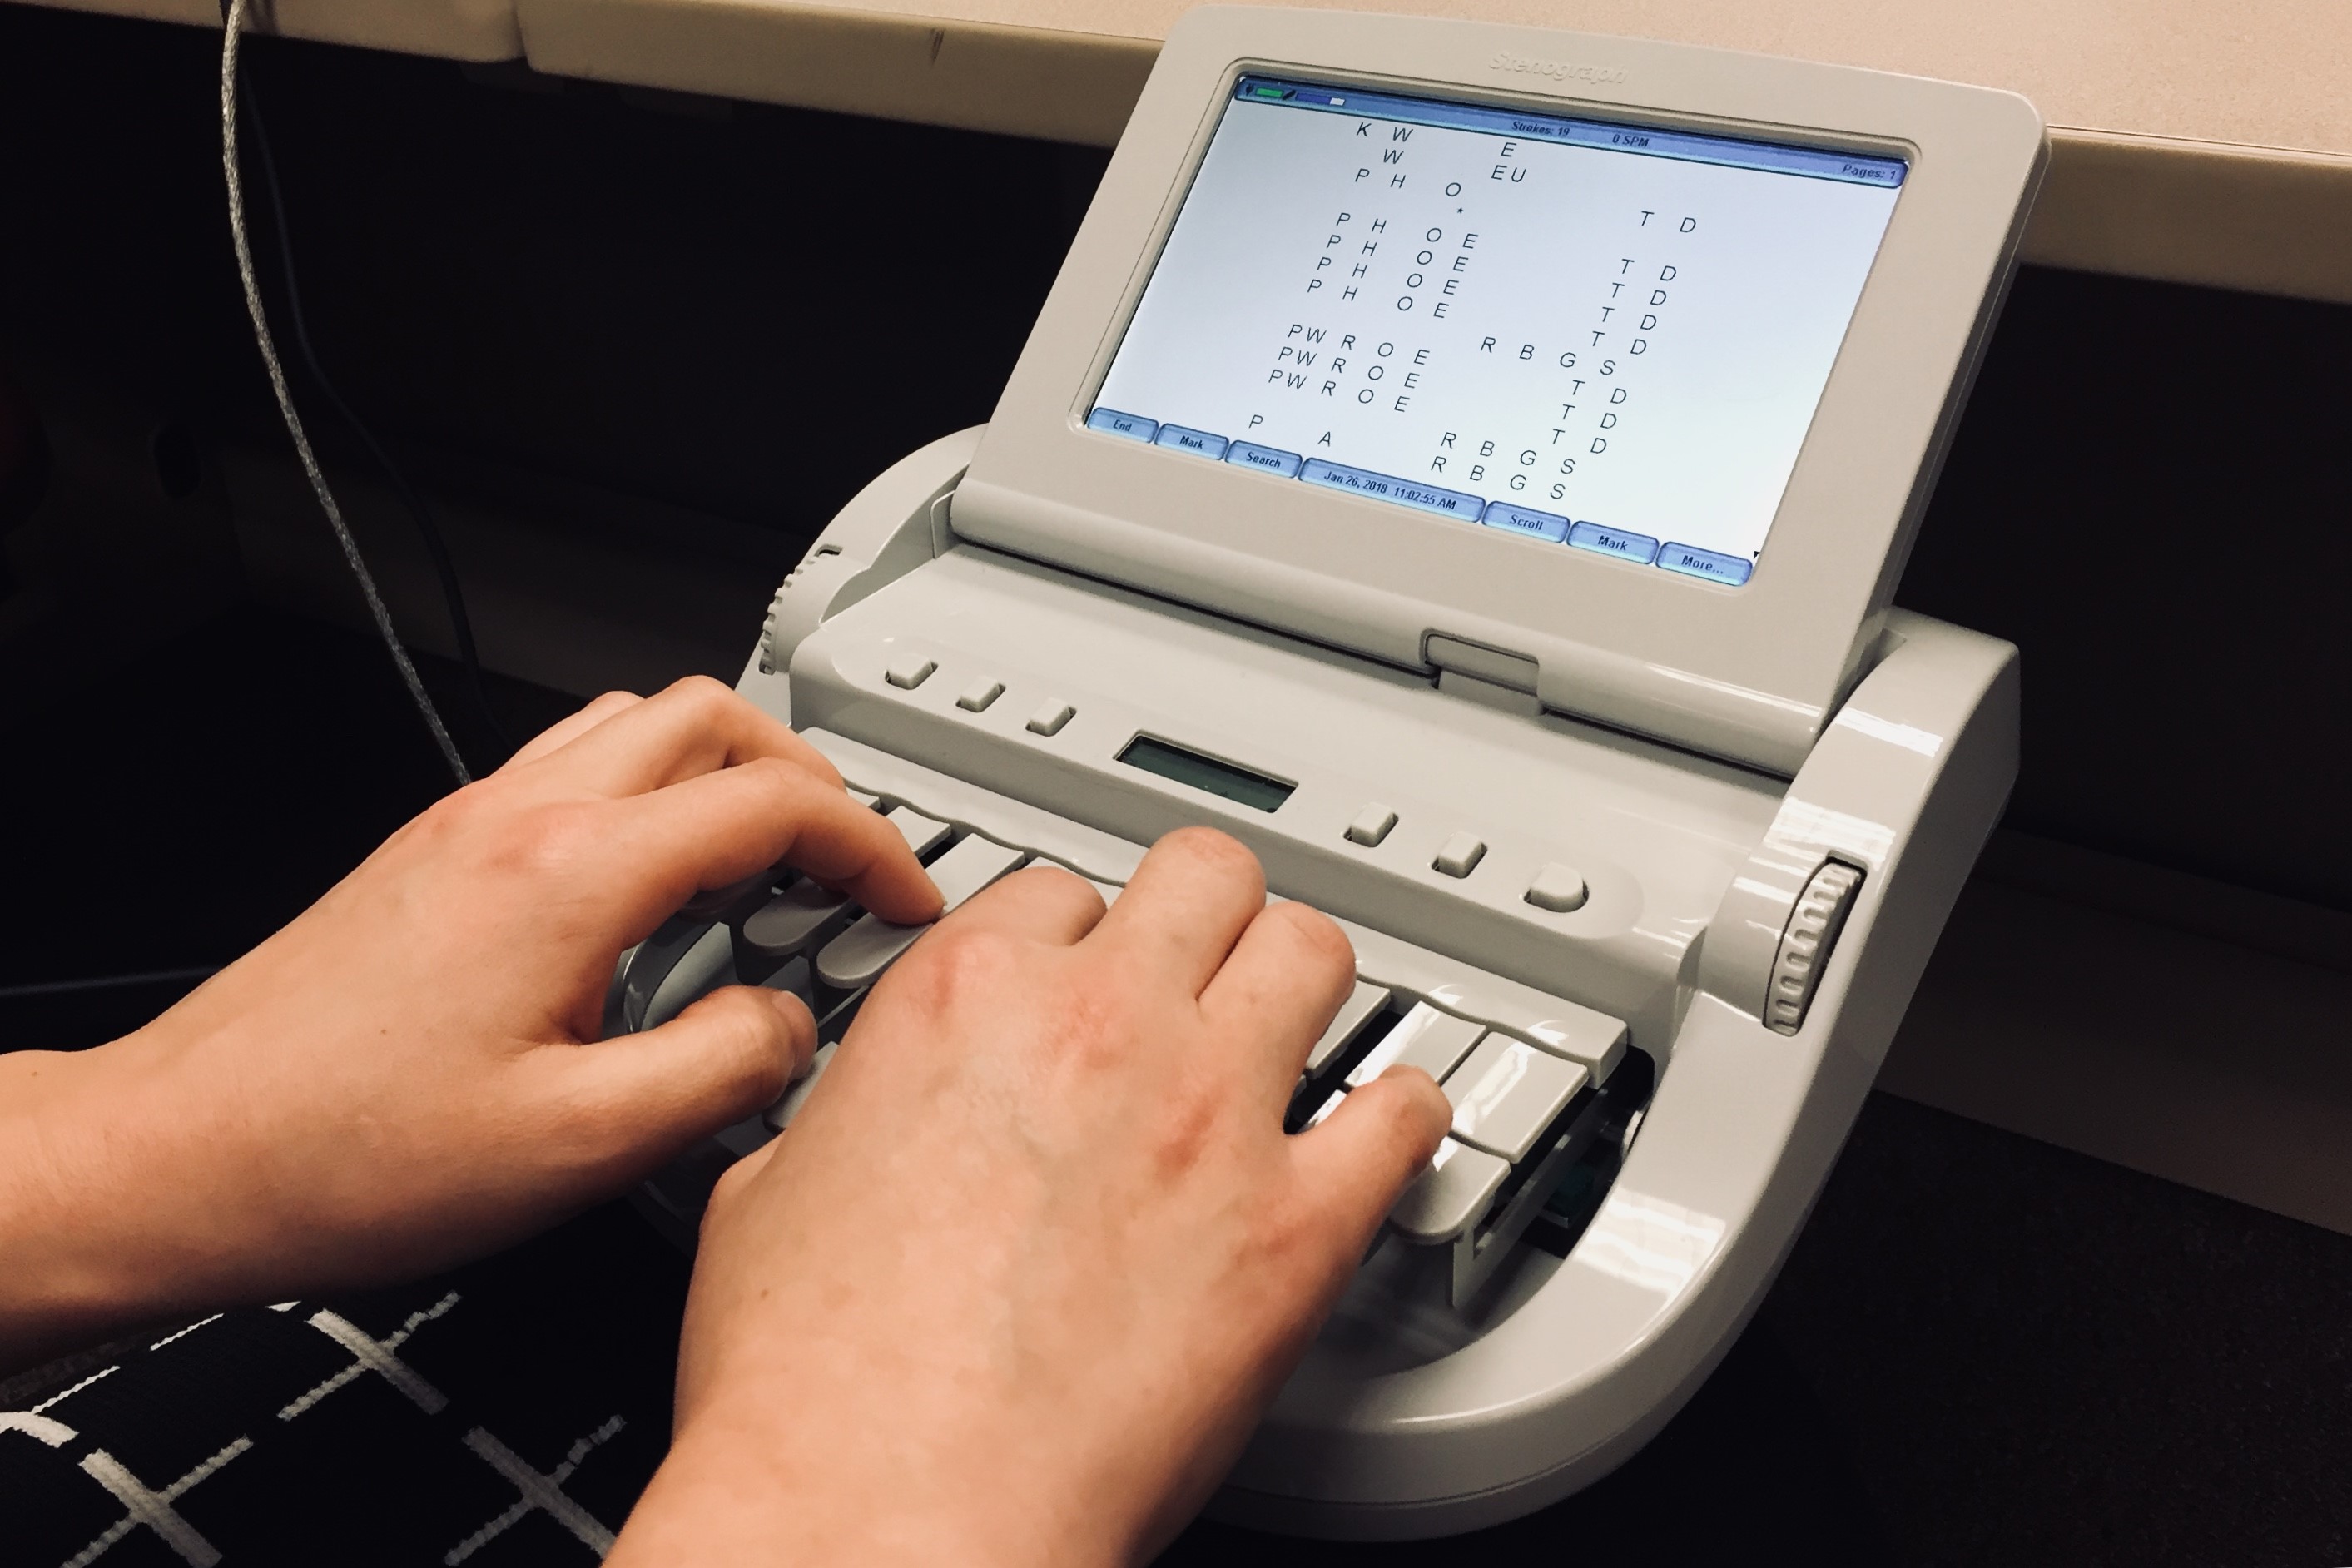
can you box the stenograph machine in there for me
[615,6,2043,1537]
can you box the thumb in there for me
[1290,1065,1451,1259]
[540,985,814,1170]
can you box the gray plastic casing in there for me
[953,6,2043,774]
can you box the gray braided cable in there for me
[219,0,472,786]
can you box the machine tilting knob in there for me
[1764,860,1864,1035]
[757,578,794,675]
[760,545,851,675]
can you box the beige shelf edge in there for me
[2029,130,2352,305]
[514,0,2352,305]
[518,0,1159,148]
[11,0,524,59]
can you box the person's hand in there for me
[0,677,939,1367]
[610,828,1451,1566]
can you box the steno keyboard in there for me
[622,737,1650,1310]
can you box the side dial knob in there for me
[1764,860,1863,1035]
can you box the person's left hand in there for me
[0,677,939,1367]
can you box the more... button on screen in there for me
[1656,542,1754,587]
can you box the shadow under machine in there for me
[619,6,2044,1538]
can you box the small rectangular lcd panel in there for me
[1118,735,1296,812]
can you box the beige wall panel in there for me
[1882,873,2352,1240]
[543,0,2345,153]
[519,0,2352,302]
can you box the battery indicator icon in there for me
[1247,84,1294,101]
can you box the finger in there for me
[1089,826,1267,998]
[605,757,940,928]
[1289,1067,1451,1259]
[1195,901,1356,1103]
[535,675,843,797]
[529,985,811,1175]
[498,690,642,774]
[934,861,1107,946]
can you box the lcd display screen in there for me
[1117,735,1296,812]
[1087,75,1906,588]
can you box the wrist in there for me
[0,1043,152,1364]
[0,1027,270,1367]
[615,1391,1119,1567]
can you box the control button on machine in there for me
[884,654,937,690]
[1388,1138,1511,1243]
[1441,1035,1590,1162]
[1524,861,1589,913]
[1344,804,1397,847]
[1026,701,1075,737]
[884,805,953,860]
[1304,980,1392,1074]
[956,679,1005,713]
[1347,1002,1484,1088]
[1432,831,1487,878]
[816,836,1029,989]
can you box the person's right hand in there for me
[611,827,1452,1567]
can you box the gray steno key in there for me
[1306,980,1391,1074]
[885,804,952,860]
[816,835,1029,989]
[1442,1035,1590,1163]
[741,881,850,960]
[1388,1138,1511,1243]
[1346,1001,1483,1089]
[740,805,949,960]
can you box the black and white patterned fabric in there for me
[0,1204,689,1567]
